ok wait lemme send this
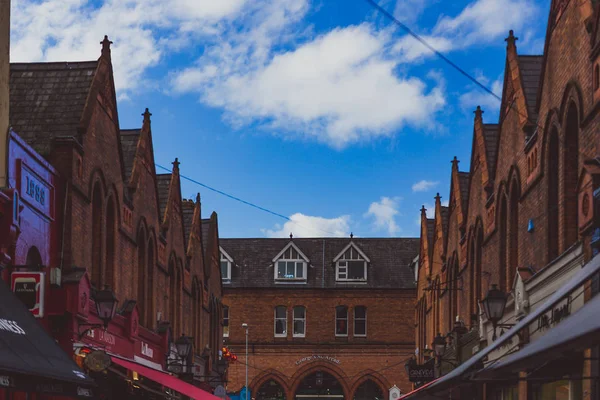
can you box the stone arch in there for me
[25,246,43,266]
[507,170,521,287]
[290,362,350,399]
[87,168,107,201]
[543,112,561,263]
[497,187,508,291]
[558,81,585,126]
[350,371,390,400]
[562,99,580,251]
[250,369,291,397]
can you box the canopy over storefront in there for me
[0,278,95,396]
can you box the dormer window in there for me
[272,242,309,282]
[334,243,370,282]
[219,247,233,283]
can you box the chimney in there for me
[0,0,10,188]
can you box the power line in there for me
[154,163,350,238]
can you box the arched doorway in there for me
[256,379,286,400]
[295,370,344,400]
[353,380,384,400]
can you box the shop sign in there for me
[19,163,52,218]
[11,272,45,318]
[0,319,25,335]
[537,296,571,332]
[295,355,341,366]
[86,329,116,347]
[407,365,434,382]
[84,350,111,372]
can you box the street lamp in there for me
[242,323,249,400]
[481,284,510,340]
[175,334,193,359]
[78,286,118,339]
[432,333,446,359]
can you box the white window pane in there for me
[348,261,365,279]
[294,307,305,319]
[296,262,304,278]
[294,320,305,335]
[220,261,229,278]
[287,261,295,277]
[275,319,286,334]
[277,262,286,278]
[354,306,366,319]
[355,320,366,335]
[275,307,286,318]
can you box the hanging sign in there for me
[407,365,434,382]
[11,272,45,318]
[84,350,112,372]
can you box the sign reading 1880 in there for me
[19,164,52,217]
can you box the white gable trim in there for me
[271,241,310,263]
[333,242,371,262]
[219,247,234,263]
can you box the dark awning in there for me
[402,251,600,398]
[475,291,600,379]
[0,278,95,395]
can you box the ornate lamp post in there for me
[481,284,510,340]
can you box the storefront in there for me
[0,277,95,398]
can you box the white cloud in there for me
[412,180,439,192]
[172,18,446,149]
[10,0,248,97]
[262,213,350,238]
[459,73,503,114]
[365,196,401,235]
[394,0,431,24]
[394,0,538,63]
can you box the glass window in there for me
[336,245,367,281]
[220,252,231,281]
[274,306,287,337]
[533,380,571,400]
[276,259,306,280]
[336,306,348,336]
[354,306,366,336]
[293,306,306,337]
[223,306,229,337]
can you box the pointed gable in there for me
[471,107,496,193]
[159,158,185,232]
[332,241,370,263]
[201,212,220,280]
[119,129,140,183]
[272,241,310,263]
[432,194,448,267]
[419,205,435,277]
[517,55,543,122]
[449,157,469,230]
[156,173,171,220]
[127,109,157,189]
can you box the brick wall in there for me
[223,288,415,395]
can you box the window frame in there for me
[272,242,309,282]
[335,306,348,337]
[334,243,369,283]
[223,306,230,337]
[353,306,367,337]
[274,306,287,337]
[275,260,307,281]
[293,306,306,338]
[219,247,233,283]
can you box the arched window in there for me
[499,194,508,291]
[548,127,560,262]
[137,228,147,326]
[169,257,178,336]
[274,306,287,337]
[353,379,384,400]
[105,197,116,290]
[475,227,483,309]
[563,103,579,249]
[91,183,103,288]
[25,246,43,266]
[450,258,459,326]
[508,181,519,287]
[256,379,286,400]
[146,239,155,329]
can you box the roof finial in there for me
[290,232,293,240]
[420,205,427,216]
[451,156,459,168]
[196,193,201,204]
[435,193,441,204]
[172,158,180,171]
[350,232,354,239]
[100,35,113,58]
[474,105,483,120]
[142,108,152,124]
[505,29,518,48]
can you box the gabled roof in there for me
[482,124,499,179]
[119,129,140,183]
[182,199,195,245]
[220,238,419,289]
[271,241,311,263]
[156,174,171,219]
[517,55,543,123]
[458,172,470,212]
[201,218,211,261]
[9,61,98,155]
[220,246,234,263]
[333,241,371,262]
[426,219,435,248]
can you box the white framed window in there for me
[354,306,367,337]
[335,306,348,336]
[272,242,309,281]
[274,306,287,337]
[223,306,229,337]
[334,244,369,282]
[219,247,233,282]
[293,306,306,337]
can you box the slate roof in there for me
[119,129,140,183]
[517,55,543,122]
[156,174,171,220]
[220,238,420,289]
[182,200,195,245]
[440,206,449,235]
[9,61,98,155]
[458,172,470,212]
[483,124,500,179]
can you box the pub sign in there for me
[11,272,45,318]
[408,365,434,383]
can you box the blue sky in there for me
[10,0,550,238]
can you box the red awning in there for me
[398,378,440,399]
[111,356,220,400]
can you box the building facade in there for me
[221,237,419,399]
[1,36,226,398]
[410,0,600,398]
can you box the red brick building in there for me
[1,37,225,398]
[411,0,600,398]
[220,237,419,399]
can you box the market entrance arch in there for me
[256,379,287,400]
[294,370,345,400]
